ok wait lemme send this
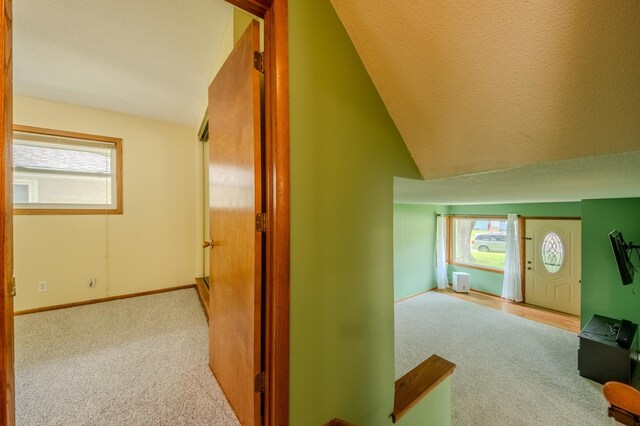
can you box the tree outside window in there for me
[451,217,507,271]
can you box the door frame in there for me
[224,1,290,425]
[521,216,581,306]
[0,0,290,425]
[0,0,13,424]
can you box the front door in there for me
[207,21,263,426]
[525,219,581,315]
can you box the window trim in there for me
[447,215,507,274]
[13,125,123,215]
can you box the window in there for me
[449,217,508,272]
[13,125,122,214]
[541,232,565,273]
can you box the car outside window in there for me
[450,217,508,271]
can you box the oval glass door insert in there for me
[541,232,565,273]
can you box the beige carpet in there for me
[15,289,239,426]
[395,292,622,426]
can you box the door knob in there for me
[202,240,215,248]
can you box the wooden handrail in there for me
[323,419,357,426]
[392,354,456,423]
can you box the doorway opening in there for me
[0,0,290,425]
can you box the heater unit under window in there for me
[452,272,470,293]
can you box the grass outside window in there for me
[449,217,507,273]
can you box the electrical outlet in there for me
[37,281,48,292]
[88,277,97,288]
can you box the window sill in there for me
[449,262,504,274]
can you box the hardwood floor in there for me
[435,288,580,333]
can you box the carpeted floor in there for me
[15,289,239,426]
[395,291,624,426]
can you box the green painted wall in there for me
[448,264,502,295]
[447,202,581,296]
[289,1,450,424]
[396,378,452,426]
[581,198,640,328]
[394,204,447,301]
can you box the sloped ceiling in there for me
[14,0,233,126]
[395,150,640,205]
[331,1,640,180]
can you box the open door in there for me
[207,20,263,426]
[0,0,14,424]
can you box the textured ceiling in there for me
[394,151,640,205]
[331,1,640,179]
[14,0,232,126]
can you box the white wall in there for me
[14,95,199,311]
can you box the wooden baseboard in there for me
[195,277,210,320]
[469,288,502,299]
[446,284,503,299]
[394,288,435,304]
[14,284,196,316]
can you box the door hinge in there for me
[255,371,265,393]
[256,213,266,233]
[10,276,16,297]
[254,51,264,73]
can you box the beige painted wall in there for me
[13,95,199,311]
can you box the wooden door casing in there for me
[208,20,263,426]
[0,0,13,424]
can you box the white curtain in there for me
[501,214,522,302]
[436,215,448,290]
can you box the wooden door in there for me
[208,21,263,426]
[0,0,13,424]
[525,219,581,315]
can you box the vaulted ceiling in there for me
[12,0,640,202]
[331,1,640,180]
[14,0,232,126]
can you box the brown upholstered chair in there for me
[603,381,640,425]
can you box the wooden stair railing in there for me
[392,354,456,423]
[323,418,357,426]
